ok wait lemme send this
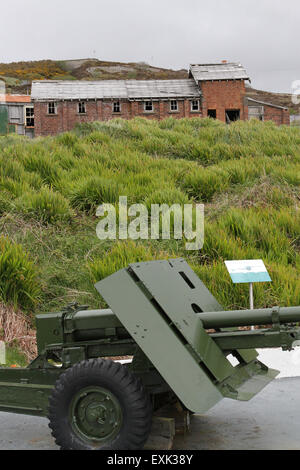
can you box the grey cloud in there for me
[0,0,299,92]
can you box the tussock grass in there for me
[22,153,61,187]
[180,168,230,202]
[88,241,173,291]
[15,188,73,224]
[88,241,157,282]
[143,188,189,209]
[0,191,13,215]
[0,117,298,317]
[0,236,40,310]
[69,176,123,213]
[0,178,30,198]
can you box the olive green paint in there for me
[0,259,298,418]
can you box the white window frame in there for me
[191,100,200,112]
[144,101,153,112]
[170,100,178,112]
[48,102,57,115]
[113,101,121,113]
[25,106,34,127]
[78,102,86,114]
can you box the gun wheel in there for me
[48,358,152,450]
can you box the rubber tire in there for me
[48,359,152,450]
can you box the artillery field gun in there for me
[0,258,300,449]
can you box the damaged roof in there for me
[31,79,201,101]
[247,97,288,110]
[189,63,250,82]
[0,94,31,103]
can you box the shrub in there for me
[0,236,40,310]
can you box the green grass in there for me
[88,241,172,283]
[4,345,27,367]
[0,117,298,317]
[15,187,74,224]
[0,236,40,310]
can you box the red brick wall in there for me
[34,101,112,136]
[102,101,132,121]
[263,105,290,126]
[34,99,202,136]
[133,100,201,120]
[200,80,247,122]
[33,81,290,136]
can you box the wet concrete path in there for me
[0,377,298,450]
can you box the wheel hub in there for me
[85,403,107,424]
[70,387,122,443]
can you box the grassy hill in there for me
[0,58,187,94]
[0,117,299,361]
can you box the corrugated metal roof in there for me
[189,63,250,81]
[31,79,201,101]
[126,80,201,98]
[247,97,288,110]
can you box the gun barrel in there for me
[198,306,300,329]
[60,305,300,344]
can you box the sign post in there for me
[225,260,272,329]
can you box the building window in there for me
[248,106,264,121]
[144,101,153,112]
[208,109,216,119]
[25,107,34,127]
[170,100,178,112]
[78,102,86,114]
[48,102,57,115]
[225,109,240,123]
[191,100,200,112]
[113,101,121,113]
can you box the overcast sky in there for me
[1,0,299,92]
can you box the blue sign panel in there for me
[225,260,272,284]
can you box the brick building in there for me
[32,79,201,137]
[31,62,289,137]
[189,63,249,122]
